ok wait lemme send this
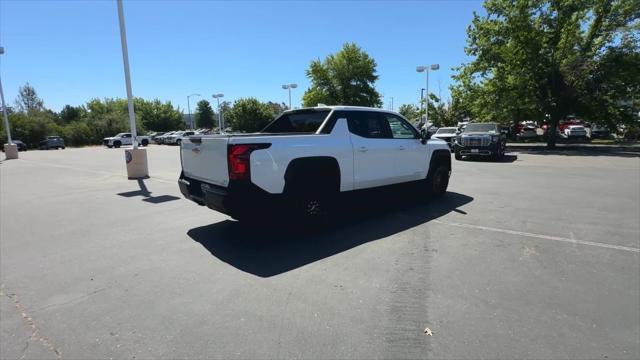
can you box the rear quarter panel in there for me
[237,119,354,194]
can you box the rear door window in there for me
[347,111,392,139]
[262,110,331,133]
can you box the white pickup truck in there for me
[103,133,150,148]
[178,106,452,222]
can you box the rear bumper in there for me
[178,173,280,218]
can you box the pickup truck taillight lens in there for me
[227,143,271,181]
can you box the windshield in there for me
[262,110,331,133]
[463,123,498,133]
[437,128,457,134]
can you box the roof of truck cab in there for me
[284,106,403,115]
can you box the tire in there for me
[61,146,65,149]
[113,141,121,148]
[141,139,149,147]
[426,163,450,197]
[176,139,182,146]
[291,190,335,227]
[454,150,462,160]
[107,145,113,149]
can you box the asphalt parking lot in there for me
[1,145,639,359]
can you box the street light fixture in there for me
[0,46,17,159]
[211,93,224,133]
[416,64,440,128]
[187,93,201,130]
[282,83,298,109]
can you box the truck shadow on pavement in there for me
[117,179,180,204]
[187,191,473,277]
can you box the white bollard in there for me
[125,148,148,179]
[3,143,18,160]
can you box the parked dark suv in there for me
[40,136,65,150]
[454,122,507,160]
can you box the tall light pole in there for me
[187,93,200,130]
[416,64,439,128]
[282,83,297,109]
[0,46,17,159]
[211,93,224,133]
[117,0,147,178]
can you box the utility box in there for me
[3,143,18,160]
[125,148,148,179]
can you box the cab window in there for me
[383,114,418,139]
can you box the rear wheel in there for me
[285,181,336,228]
[113,141,121,148]
[141,139,149,147]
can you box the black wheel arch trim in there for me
[428,149,452,177]
[284,156,341,193]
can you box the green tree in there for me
[135,98,184,131]
[302,42,383,107]
[453,0,639,146]
[195,99,215,129]
[225,98,275,132]
[14,83,44,113]
[398,104,421,122]
[59,105,86,124]
[266,101,288,116]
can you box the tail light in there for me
[227,143,271,181]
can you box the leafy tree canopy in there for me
[195,99,215,129]
[302,43,382,107]
[452,0,639,146]
[225,98,276,133]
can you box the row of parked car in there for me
[510,118,613,142]
[101,129,214,148]
[1,136,66,152]
[151,129,212,145]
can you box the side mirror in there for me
[421,128,430,143]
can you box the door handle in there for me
[358,146,368,152]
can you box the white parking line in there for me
[433,220,640,253]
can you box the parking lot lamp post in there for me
[212,94,224,133]
[0,65,17,159]
[187,93,200,130]
[282,84,298,109]
[416,64,439,127]
[117,0,148,178]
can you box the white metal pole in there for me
[288,87,292,109]
[425,69,429,128]
[0,76,12,144]
[187,95,192,130]
[117,0,138,149]
[217,98,222,133]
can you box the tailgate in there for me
[180,136,230,187]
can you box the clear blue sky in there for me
[1,0,484,113]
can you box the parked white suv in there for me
[103,133,150,148]
[564,125,588,139]
[166,131,196,145]
[178,106,452,222]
